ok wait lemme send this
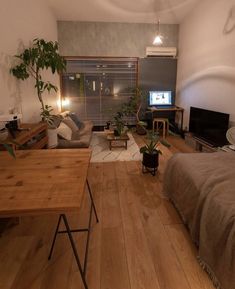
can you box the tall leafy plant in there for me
[122,87,147,122]
[10,38,66,122]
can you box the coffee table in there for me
[107,133,129,150]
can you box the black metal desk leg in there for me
[48,214,62,260]
[86,180,99,223]
[48,182,99,289]
[61,214,89,289]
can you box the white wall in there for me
[0,0,59,123]
[176,0,235,129]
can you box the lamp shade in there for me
[153,35,163,45]
[153,19,163,45]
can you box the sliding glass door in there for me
[61,57,138,126]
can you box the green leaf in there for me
[140,146,147,154]
[3,144,16,158]
[11,38,66,114]
[160,139,171,148]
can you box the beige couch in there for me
[58,120,93,148]
[53,111,93,148]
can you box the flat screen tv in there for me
[149,91,172,106]
[189,107,229,147]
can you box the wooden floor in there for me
[0,135,215,289]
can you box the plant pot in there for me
[105,121,111,130]
[47,128,58,149]
[142,151,159,169]
[114,129,120,137]
[136,123,147,135]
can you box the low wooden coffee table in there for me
[107,133,129,150]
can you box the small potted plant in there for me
[113,111,126,136]
[140,132,170,175]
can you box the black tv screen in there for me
[189,107,229,147]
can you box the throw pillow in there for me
[57,122,72,140]
[69,112,84,129]
[63,116,79,133]
[50,115,62,128]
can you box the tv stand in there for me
[184,133,218,152]
[191,136,217,152]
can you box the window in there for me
[61,57,138,126]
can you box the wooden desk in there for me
[148,106,184,131]
[0,149,98,289]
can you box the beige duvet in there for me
[163,152,235,289]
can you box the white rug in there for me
[90,132,141,163]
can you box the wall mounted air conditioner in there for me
[146,47,177,57]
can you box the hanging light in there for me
[153,19,163,45]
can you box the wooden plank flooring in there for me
[0,135,215,289]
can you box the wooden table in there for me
[107,133,129,150]
[0,149,98,289]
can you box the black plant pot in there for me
[136,123,147,135]
[114,129,120,137]
[142,151,159,176]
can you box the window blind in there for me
[61,57,138,126]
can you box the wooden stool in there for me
[153,118,169,139]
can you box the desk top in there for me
[148,106,184,112]
[0,149,91,217]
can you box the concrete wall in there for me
[0,0,59,123]
[58,21,179,57]
[176,0,235,129]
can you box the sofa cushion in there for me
[60,111,70,118]
[57,122,72,140]
[69,112,84,129]
[62,116,78,133]
[71,131,80,140]
[78,120,93,137]
[58,134,91,148]
[50,115,62,128]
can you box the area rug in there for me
[90,132,142,163]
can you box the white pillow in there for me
[62,116,79,133]
[57,122,72,140]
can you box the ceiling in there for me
[48,0,201,24]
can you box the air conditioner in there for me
[146,47,177,57]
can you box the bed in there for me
[163,152,235,289]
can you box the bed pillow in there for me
[69,112,84,129]
[57,122,72,140]
[62,116,79,133]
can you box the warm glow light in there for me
[153,35,163,45]
[62,98,70,107]
[92,81,96,91]
[57,97,70,110]
[153,19,163,46]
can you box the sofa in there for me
[53,111,93,148]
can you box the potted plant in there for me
[113,111,126,136]
[140,132,170,176]
[122,87,148,135]
[10,38,66,124]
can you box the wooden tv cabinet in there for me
[184,133,218,152]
